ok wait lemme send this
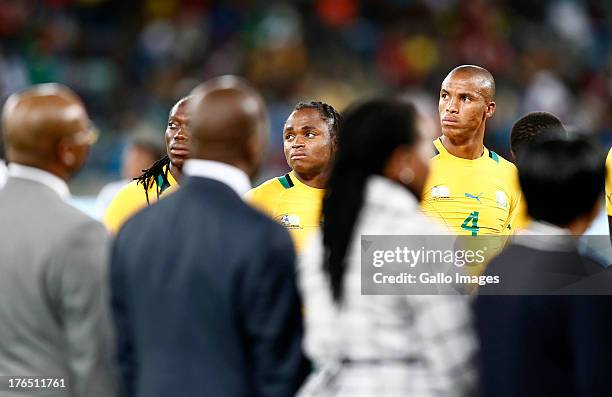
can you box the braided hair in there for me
[294,101,342,141]
[322,99,419,303]
[134,155,171,205]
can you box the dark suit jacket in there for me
[110,176,309,397]
[475,243,612,397]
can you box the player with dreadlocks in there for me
[104,95,194,233]
[246,101,341,254]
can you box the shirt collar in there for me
[288,171,325,195]
[183,159,251,196]
[434,137,489,163]
[166,163,178,186]
[7,163,70,200]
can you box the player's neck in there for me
[169,163,182,184]
[440,134,484,160]
[292,170,327,189]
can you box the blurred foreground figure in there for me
[509,111,566,230]
[298,99,477,397]
[104,95,193,233]
[476,134,612,397]
[0,84,117,396]
[246,101,341,254]
[110,76,308,397]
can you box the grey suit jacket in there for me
[0,177,117,397]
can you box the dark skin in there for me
[283,108,335,189]
[2,84,95,181]
[165,96,193,183]
[383,122,432,201]
[438,65,496,159]
[189,76,268,180]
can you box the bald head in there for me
[444,65,495,101]
[2,83,92,179]
[189,76,268,178]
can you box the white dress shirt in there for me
[183,159,251,196]
[7,163,70,200]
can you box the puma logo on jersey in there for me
[464,192,484,203]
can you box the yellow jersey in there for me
[103,165,178,234]
[512,178,530,231]
[245,171,324,254]
[606,148,612,216]
[422,138,522,236]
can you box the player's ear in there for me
[485,101,496,118]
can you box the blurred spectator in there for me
[94,133,164,219]
[521,70,571,119]
[298,99,476,396]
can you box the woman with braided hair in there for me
[104,96,193,233]
[246,100,342,254]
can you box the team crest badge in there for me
[496,190,508,208]
[277,214,301,229]
[431,185,450,199]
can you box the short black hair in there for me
[510,112,565,156]
[294,101,342,140]
[517,133,605,227]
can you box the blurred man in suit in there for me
[110,76,308,397]
[476,133,612,397]
[0,84,116,396]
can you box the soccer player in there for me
[509,111,566,230]
[422,65,521,237]
[246,101,341,253]
[104,95,193,233]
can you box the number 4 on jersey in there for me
[461,211,480,236]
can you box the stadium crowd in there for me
[0,0,610,191]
